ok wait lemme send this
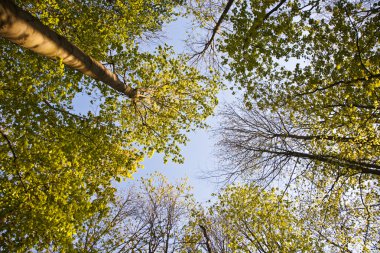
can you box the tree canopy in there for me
[0,0,219,250]
[1,0,380,251]
[191,0,380,251]
[192,0,380,206]
[184,184,317,252]
[214,0,380,176]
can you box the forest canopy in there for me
[191,0,380,251]
[0,0,379,252]
[0,0,218,250]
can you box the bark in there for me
[244,145,380,176]
[199,225,213,253]
[0,0,137,98]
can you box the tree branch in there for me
[295,73,380,97]
[199,224,213,253]
[0,128,28,192]
[193,0,235,58]
[244,0,287,47]
[247,146,380,176]
[0,128,17,162]
[0,0,137,98]
[43,100,88,121]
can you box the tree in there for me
[216,104,380,251]
[297,175,380,252]
[189,1,380,250]
[73,172,195,253]
[0,0,135,97]
[216,104,380,183]
[0,0,219,250]
[184,183,317,252]
[201,0,380,175]
[189,0,380,176]
[192,0,379,216]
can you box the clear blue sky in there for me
[129,16,236,202]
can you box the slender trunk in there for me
[252,147,380,176]
[0,0,136,98]
[273,133,353,142]
[195,0,235,56]
[199,225,213,253]
[164,220,171,253]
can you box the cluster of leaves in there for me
[110,45,219,163]
[296,174,380,252]
[188,0,380,251]
[184,184,316,252]
[219,0,380,177]
[0,0,219,250]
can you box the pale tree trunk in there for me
[0,0,137,98]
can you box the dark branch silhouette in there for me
[199,225,213,253]
[192,0,235,58]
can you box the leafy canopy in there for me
[0,0,219,250]
[185,184,317,252]
[193,1,380,251]
[219,0,380,175]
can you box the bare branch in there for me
[193,0,235,58]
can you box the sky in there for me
[72,15,234,202]
[127,16,233,202]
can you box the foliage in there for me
[217,0,380,176]
[0,0,219,250]
[184,184,317,252]
[187,1,380,250]
[296,171,380,252]
[216,103,380,251]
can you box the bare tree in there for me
[215,103,380,186]
[73,173,195,253]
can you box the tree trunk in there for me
[250,146,380,176]
[199,225,213,253]
[0,0,137,98]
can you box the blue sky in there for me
[134,126,218,202]
[73,16,232,202]
[129,16,233,202]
